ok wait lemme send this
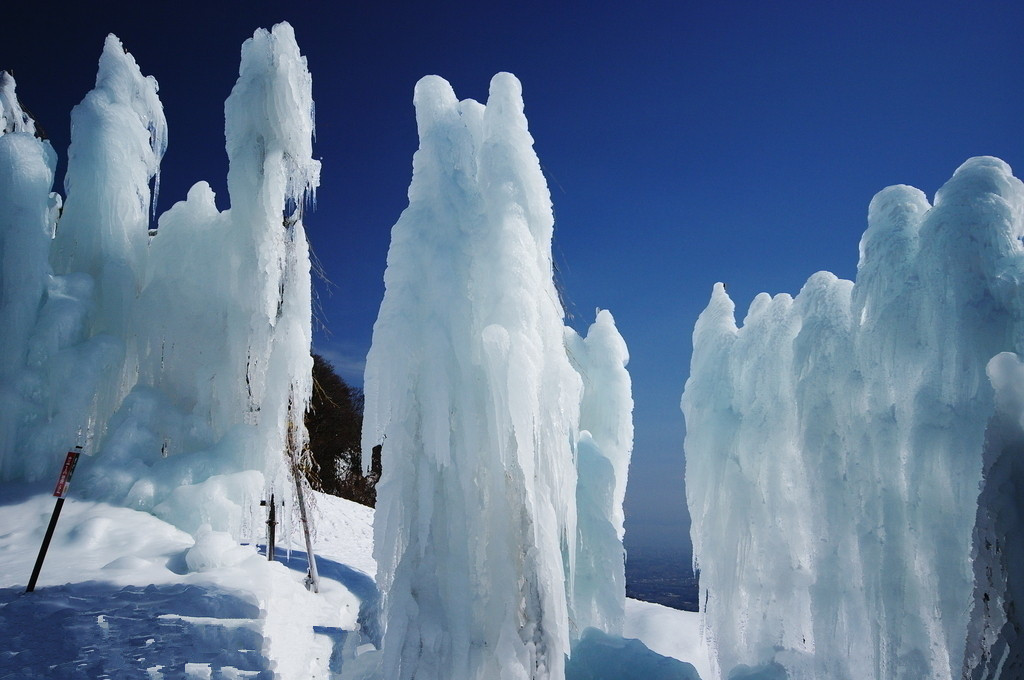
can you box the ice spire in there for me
[0,71,37,135]
[0,73,56,376]
[51,34,166,333]
[219,20,318,483]
[567,310,633,636]
[362,73,582,680]
[42,33,168,442]
[0,71,63,479]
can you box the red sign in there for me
[53,450,81,498]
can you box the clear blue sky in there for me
[6,1,1023,555]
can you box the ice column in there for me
[0,26,318,541]
[0,71,39,135]
[566,310,633,637]
[684,157,1024,680]
[88,23,319,534]
[0,72,63,478]
[0,68,120,482]
[0,72,53,377]
[216,20,319,531]
[51,35,166,382]
[363,73,582,680]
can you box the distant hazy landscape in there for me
[625,547,698,612]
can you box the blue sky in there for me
[6,1,1023,555]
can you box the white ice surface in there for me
[0,71,38,135]
[624,599,712,680]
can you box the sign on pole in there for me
[53,449,80,498]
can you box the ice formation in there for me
[567,310,634,637]
[51,34,167,359]
[3,31,638,679]
[0,72,52,374]
[362,74,633,680]
[683,156,1024,679]
[0,23,318,540]
[964,352,1024,678]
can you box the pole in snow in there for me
[26,446,82,593]
[261,494,278,561]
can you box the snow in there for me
[0,484,702,679]
[683,156,1024,679]
[623,599,712,680]
[0,484,371,678]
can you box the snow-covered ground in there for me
[624,599,711,680]
[0,484,368,678]
[0,485,708,679]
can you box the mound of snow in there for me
[625,598,712,680]
[567,627,701,680]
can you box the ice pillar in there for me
[684,157,1024,679]
[363,73,582,680]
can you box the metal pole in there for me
[26,446,82,593]
[25,497,65,593]
[263,493,277,561]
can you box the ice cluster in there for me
[362,74,633,680]
[684,157,1024,679]
[0,23,318,539]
